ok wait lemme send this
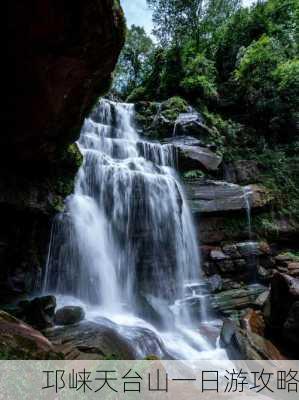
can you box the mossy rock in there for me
[161,96,189,121]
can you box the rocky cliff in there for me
[1,0,125,302]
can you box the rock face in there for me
[185,180,271,215]
[11,0,125,164]
[223,160,262,185]
[220,311,285,360]
[0,311,59,359]
[265,273,299,351]
[18,296,56,330]
[1,1,125,302]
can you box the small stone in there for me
[54,306,85,326]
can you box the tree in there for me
[113,25,154,97]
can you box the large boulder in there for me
[45,321,134,360]
[0,311,59,359]
[174,112,212,138]
[177,145,222,172]
[162,135,222,172]
[185,180,271,215]
[54,306,85,326]
[220,311,285,360]
[45,319,170,360]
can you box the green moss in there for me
[183,170,205,180]
[280,251,299,262]
[161,96,189,120]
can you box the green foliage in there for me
[280,251,299,262]
[117,0,299,141]
[183,170,205,180]
[181,52,218,101]
[249,149,299,222]
[113,25,154,97]
[161,96,188,120]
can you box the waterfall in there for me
[243,186,253,240]
[44,99,224,359]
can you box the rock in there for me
[223,160,262,185]
[283,301,299,346]
[267,272,299,329]
[254,290,270,309]
[207,274,223,293]
[210,284,267,317]
[241,310,285,359]
[162,135,222,172]
[286,262,299,277]
[177,145,222,172]
[0,311,59,359]
[54,306,85,326]
[18,296,56,330]
[185,180,271,215]
[174,113,211,138]
[265,273,299,357]
[162,135,203,147]
[11,0,125,165]
[222,244,241,259]
[222,279,242,291]
[45,320,135,360]
[210,249,228,261]
[236,242,260,257]
[249,184,273,209]
[257,266,273,282]
[220,311,285,360]
[217,259,236,274]
[45,320,170,360]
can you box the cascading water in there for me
[43,99,226,359]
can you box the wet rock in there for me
[18,296,56,330]
[210,284,267,317]
[185,180,271,215]
[257,266,273,283]
[54,306,85,326]
[207,274,223,293]
[0,311,59,359]
[236,242,260,257]
[254,290,270,309]
[45,320,135,360]
[162,135,203,147]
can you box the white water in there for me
[43,99,226,360]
